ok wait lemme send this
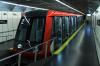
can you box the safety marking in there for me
[53,23,85,55]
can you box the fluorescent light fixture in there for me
[0,1,48,10]
[87,14,91,16]
[55,0,85,14]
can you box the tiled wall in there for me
[0,11,21,42]
[92,7,100,64]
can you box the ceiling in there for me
[62,0,100,14]
[0,0,100,14]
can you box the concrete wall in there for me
[0,11,21,43]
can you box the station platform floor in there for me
[44,24,100,66]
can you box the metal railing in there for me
[0,37,57,66]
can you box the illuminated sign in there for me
[0,20,7,24]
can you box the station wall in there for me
[0,11,21,43]
[92,7,100,63]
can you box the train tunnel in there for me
[0,0,100,66]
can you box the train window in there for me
[54,17,61,33]
[62,17,66,40]
[30,17,45,43]
[36,18,45,42]
[69,17,73,34]
[74,17,77,30]
[53,16,62,46]
[77,16,81,27]
[71,17,75,32]
[73,17,76,31]
[97,20,100,26]
[18,17,30,41]
[76,16,79,28]
[65,17,69,33]
[30,19,37,42]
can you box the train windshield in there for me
[29,17,45,43]
[18,16,30,41]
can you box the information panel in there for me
[0,20,7,24]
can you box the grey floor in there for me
[0,40,14,50]
[0,40,14,59]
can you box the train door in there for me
[53,16,62,48]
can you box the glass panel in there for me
[53,16,62,47]
[30,19,37,42]
[65,17,69,33]
[62,17,66,40]
[36,18,45,42]
[77,16,81,27]
[30,17,45,43]
[74,17,77,30]
[72,17,76,31]
[71,17,74,33]
[18,17,30,41]
[69,17,72,34]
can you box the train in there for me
[9,10,84,60]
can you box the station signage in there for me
[0,20,7,24]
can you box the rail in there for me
[0,37,57,66]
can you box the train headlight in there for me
[17,44,22,49]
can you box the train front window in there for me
[18,16,30,41]
[30,17,45,43]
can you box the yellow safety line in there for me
[53,23,85,55]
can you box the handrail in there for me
[0,37,57,62]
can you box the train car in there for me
[9,10,83,59]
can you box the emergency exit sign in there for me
[0,20,7,24]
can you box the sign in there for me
[0,20,7,24]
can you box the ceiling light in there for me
[55,0,85,14]
[87,14,91,16]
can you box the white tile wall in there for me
[92,9,100,64]
[0,12,2,33]
[2,11,8,42]
[0,33,2,42]
[0,11,21,43]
